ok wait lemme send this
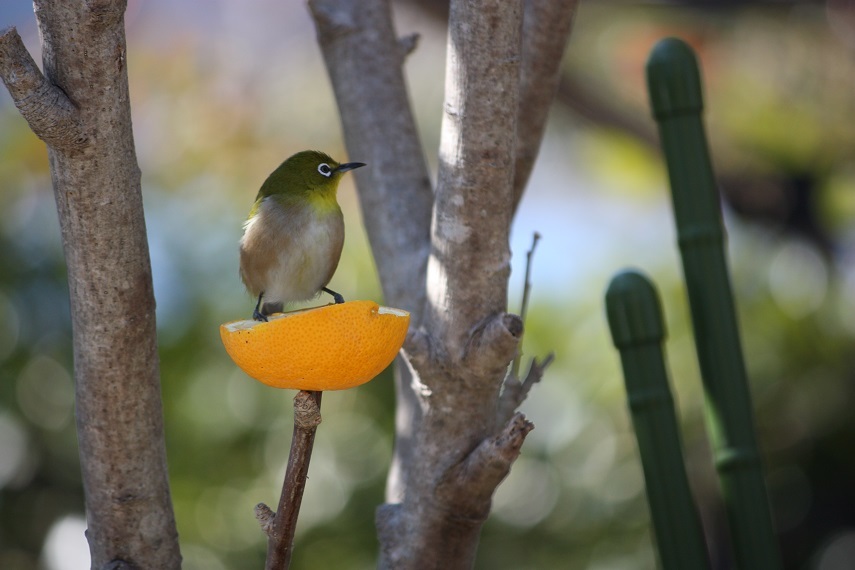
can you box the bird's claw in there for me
[322,287,345,304]
[252,292,268,321]
[253,309,268,322]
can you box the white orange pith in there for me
[220,300,410,391]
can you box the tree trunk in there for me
[310,0,577,567]
[0,2,181,568]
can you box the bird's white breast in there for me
[239,196,344,305]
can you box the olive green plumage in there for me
[239,150,365,321]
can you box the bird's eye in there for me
[318,163,332,177]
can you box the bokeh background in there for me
[2,1,855,568]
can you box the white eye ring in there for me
[318,163,333,177]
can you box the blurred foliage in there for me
[1,1,855,569]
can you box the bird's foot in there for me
[252,292,268,321]
[253,309,268,322]
[323,287,345,304]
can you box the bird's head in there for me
[259,150,365,202]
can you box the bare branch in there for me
[312,1,567,567]
[513,0,579,210]
[309,0,433,515]
[437,412,535,515]
[0,27,86,152]
[377,413,534,569]
[375,3,529,567]
[497,353,554,428]
[309,0,433,320]
[497,231,552,427]
[519,232,541,319]
[511,231,541,377]
[266,391,323,570]
[426,0,523,348]
[2,4,181,567]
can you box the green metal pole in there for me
[646,37,781,570]
[606,270,711,570]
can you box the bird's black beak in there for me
[335,162,366,173]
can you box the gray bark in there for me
[308,0,434,507]
[383,3,526,565]
[0,2,180,569]
[311,0,577,567]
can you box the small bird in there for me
[239,150,365,321]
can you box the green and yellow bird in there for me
[239,150,365,321]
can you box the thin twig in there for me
[265,390,323,570]
[437,412,535,511]
[497,353,554,429]
[523,352,554,393]
[511,232,541,378]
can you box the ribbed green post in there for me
[606,270,711,570]
[646,37,781,569]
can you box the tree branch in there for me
[497,353,554,429]
[375,3,529,568]
[311,1,565,567]
[512,0,579,210]
[308,0,433,319]
[496,230,553,427]
[511,231,541,378]
[425,0,523,350]
[264,390,323,570]
[436,412,535,516]
[308,0,434,509]
[377,413,535,569]
[1,3,181,567]
[0,27,86,153]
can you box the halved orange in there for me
[220,300,410,391]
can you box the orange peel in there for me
[220,300,410,391]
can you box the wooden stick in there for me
[264,390,323,570]
[511,231,541,379]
